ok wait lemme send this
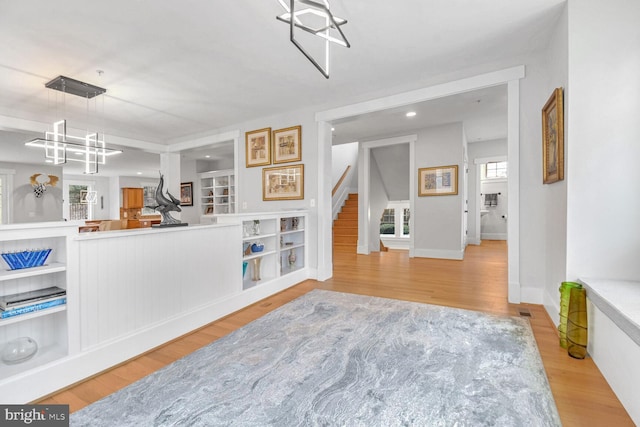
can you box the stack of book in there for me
[0,286,66,319]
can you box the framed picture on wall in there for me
[245,127,271,167]
[418,165,458,196]
[180,182,193,206]
[542,87,564,184]
[272,125,302,164]
[263,164,304,201]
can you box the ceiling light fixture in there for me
[25,75,121,174]
[276,0,350,79]
[406,111,417,117]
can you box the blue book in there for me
[0,298,66,319]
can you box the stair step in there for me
[337,212,358,220]
[347,193,358,200]
[333,235,357,244]
[333,221,358,229]
[341,205,358,213]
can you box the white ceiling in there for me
[0,0,565,176]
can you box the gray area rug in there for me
[71,290,561,426]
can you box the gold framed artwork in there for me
[542,87,564,184]
[180,182,193,206]
[418,165,458,196]
[273,125,302,164]
[263,164,304,201]
[245,127,271,167]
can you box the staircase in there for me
[333,193,358,253]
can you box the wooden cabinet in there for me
[122,188,144,209]
[121,188,144,222]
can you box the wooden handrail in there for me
[332,165,352,196]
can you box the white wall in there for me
[331,141,358,192]
[566,0,640,281]
[413,123,465,259]
[542,3,569,321]
[565,0,640,422]
[2,162,64,223]
[368,155,388,252]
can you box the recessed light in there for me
[136,172,142,175]
[406,111,417,117]
[205,155,211,158]
[331,127,335,131]
[45,159,53,163]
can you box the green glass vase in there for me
[558,281,582,348]
[566,287,588,359]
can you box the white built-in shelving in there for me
[199,169,235,217]
[218,212,308,291]
[0,223,76,384]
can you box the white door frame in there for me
[358,135,417,255]
[316,65,524,303]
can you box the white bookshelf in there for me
[0,224,75,384]
[199,169,235,217]
[218,212,308,291]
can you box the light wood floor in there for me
[38,241,634,426]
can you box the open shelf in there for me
[0,304,67,327]
[0,342,67,379]
[0,263,66,282]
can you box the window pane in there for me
[69,185,89,220]
[403,208,410,236]
[380,208,395,234]
[486,161,507,178]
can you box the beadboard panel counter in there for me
[0,224,246,403]
[75,224,241,350]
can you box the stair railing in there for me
[332,165,353,220]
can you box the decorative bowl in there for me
[251,243,264,253]
[1,337,38,365]
[1,249,52,270]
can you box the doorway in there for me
[317,66,524,303]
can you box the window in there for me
[402,208,410,236]
[379,203,410,238]
[380,208,395,234]
[484,161,507,179]
[68,184,91,220]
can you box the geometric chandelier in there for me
[276,0,350,79]
[25,119,122,175]
[24,75,122,174]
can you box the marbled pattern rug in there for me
[71,290,561,426]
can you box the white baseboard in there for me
[481,233,507,240]
[520,285,543,304]
[467,237,481,245]
[413,248,464,260]
[380,236,410,250]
